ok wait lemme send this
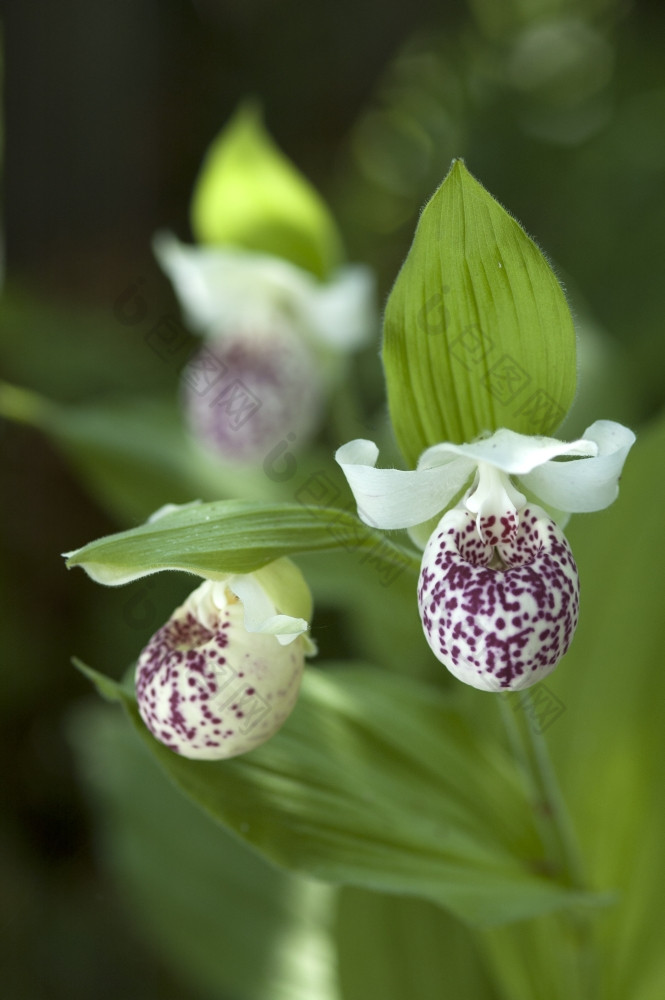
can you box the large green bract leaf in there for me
[191,103,343,279]
[383,160,577,466]
[65,499,420,584]
[76,660,602,928]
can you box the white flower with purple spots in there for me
[336,420,635,692]
[135,566,315,760]
[154,233,375,461]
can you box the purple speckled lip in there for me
[418,503,579,691]
[135,584,305,760]
[182,328,321,463]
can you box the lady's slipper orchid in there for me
[135,564,315,760]
[336,420,635,691]
[155,233,375,461]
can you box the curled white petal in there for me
[228,574,308,645]
[519,419,636,512]
[419,428,597,475]
[335,439,475,529]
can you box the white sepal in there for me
[418,428,597,475]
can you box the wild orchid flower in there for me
[154,234,374,463]
[136,568,315,759]
[337,420,634,691]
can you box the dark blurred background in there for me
[2,1,665,996]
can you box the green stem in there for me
[500,689,599,997]
[500,690,584,886]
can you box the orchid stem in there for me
[500,689,586,887]
[499,689,599,997]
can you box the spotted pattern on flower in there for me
[136,587,304,760]
[418,504,579,691]
[335,421,634,691]
[183,330,321,463]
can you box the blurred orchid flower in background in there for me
[154,104,376,463]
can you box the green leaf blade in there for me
[64,500,420,584]
[77,660,604,928]
[70,701,341,1000]
[383,160,577,465]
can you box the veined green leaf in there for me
[64,499,420,584]
[70,701,341,1000]
[75,661,602,928]
[191,102,343,279]
[383,160,577,466]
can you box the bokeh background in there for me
[2,1,665,997]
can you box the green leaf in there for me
[76,661,602,927]
[64,499,420,584]
[0,383,215,523]
[191,102,343,279]
[477,910,600,1000]
[382,159,577,466]
[336,887,498,1000]
[0,381,350,526]
[69,700,341,1000]
[542,410,665,999]
[0,282,179,404]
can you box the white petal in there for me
[419,427,598,475]
[298,265,376,350]
[228,574,308,645]
[153,232,312,335]
[519,420,636,512]
[335,439,475,529]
